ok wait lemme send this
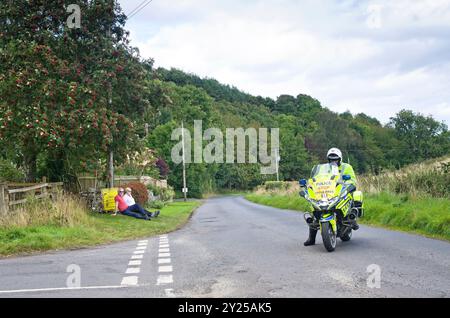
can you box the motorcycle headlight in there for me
[319,200,329,209]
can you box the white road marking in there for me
[158,258,171,264]
[139,240,149,243]
[0,285,130,294]
[126,267,140,274]
[121,276,138,286]
[137,243,148,247]
[159,265,173,273]
[160,235,168,239]
[157,275,173,285]
[133,250,145,254]
[156,235,174,291]
[131,254,143,260]
[136,246,147,250]
[128,260,142,266]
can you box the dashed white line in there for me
[121,276,138,286]
[159,248,170,253]
[126,267,140,274]
[128,260,142,266]
[121,239,150,286]
[158,258,171,264]
[158,265,173,273]
[158,253,171,258]
[157,275,173,285]
[159,244,170,248]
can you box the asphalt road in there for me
[0,196,449,298]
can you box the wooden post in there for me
[0,183,9,215]
[42,177,47,198]
[109,149,114,188]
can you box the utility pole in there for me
[109,150,114,188]
[107,24,114,188]
[181,122,187,201]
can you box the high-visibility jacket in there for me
[338,162,357,186]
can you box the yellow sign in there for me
[315,180,335,198]
[102,188,118,212]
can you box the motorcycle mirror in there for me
[299,190,306,198]
[342,174,351,181]
[299,179,307,187]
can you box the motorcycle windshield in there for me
[310,164,339,199]
[311,163,339,178]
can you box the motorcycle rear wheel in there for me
[321,222,336,252]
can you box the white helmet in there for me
[327,148,342,161]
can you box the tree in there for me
[389,110,450,164]
[0,0,148,181]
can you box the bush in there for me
[264,181,290,191]
[0,159,25,182]
[147,184,175,202]
[122,182,148,205]
[147,200,165,209]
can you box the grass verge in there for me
[245,192,450,242]
[0,201,201,258]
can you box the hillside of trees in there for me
[1,1,449,198]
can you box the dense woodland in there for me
[1,1,449,197]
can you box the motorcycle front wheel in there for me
[321,222,337,252]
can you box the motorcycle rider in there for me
[304,147,358,246]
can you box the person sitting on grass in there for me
[113,188,157,220]
[123,187,160,218]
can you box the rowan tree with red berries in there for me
[0,0,151,182]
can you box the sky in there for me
[118,0,450,125]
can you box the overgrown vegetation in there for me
[0,159,25,182]
[359,158,450,197]
[0,196,201,257]
[0,194,88,228]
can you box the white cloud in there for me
[119,0,450,125]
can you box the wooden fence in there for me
[77,175,167,192]
[0,182,63,215]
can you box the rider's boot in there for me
[304,228,318,246]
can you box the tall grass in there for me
[0,193,89,228]
[359,160,450,197]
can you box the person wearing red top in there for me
[114,188,149,220]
